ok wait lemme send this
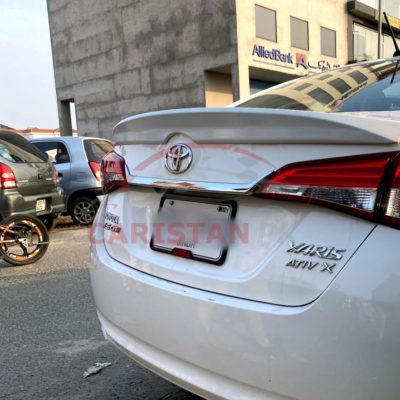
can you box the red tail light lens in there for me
[0,163,16,189]
[256,152,396,218]
[89,161,101,181]
[101,152,127,194]
[385,157,400,224]
[50,163,60,184]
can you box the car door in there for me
[32,141,72,196]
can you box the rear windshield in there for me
[236,59,400,113]
[84,139,114,163]
[0,132,48,163]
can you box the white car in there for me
[90,58,400,400]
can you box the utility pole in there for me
[378,0,383,58]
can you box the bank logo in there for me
[164,143,193,174]
[296,53,309,69]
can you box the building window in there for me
[321,27,336,57]
[383,34,396,58]
[33,141,70,164]
[291,17,309,50]
[353,23,378,61]
[255,5,277,42]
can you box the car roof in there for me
[30,136,112,143]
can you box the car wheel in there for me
[70,197,98,225]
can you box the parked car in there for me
[0,127,64,229]
[31,137,114,225]
[90,58,400,400]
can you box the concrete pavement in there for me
[0,227,200,400]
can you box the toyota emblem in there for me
[164,143,193,174]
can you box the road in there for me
[0,226,201,400]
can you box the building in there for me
[17,127,78,138]
[0,124,78,138]
[47,0,400,139]
[348,0,400,61]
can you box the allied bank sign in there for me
[252,45,294,64]
[252,44,340,72]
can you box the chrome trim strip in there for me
[126,175,262,194]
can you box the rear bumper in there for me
[91,243,295,400]
[0,187,65,220]
[90,206,400,400]
[98,313,284,400]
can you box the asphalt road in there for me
[0,226,201,400]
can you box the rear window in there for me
[84,139,114,163]
[0,132,47,163]
[32,141,70,164]
[236,59,400,113]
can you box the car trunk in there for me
[0,132,56,196]
[13,162,56,196]
[102,108,400,306]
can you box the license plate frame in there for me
[150,196,237,266]
[35,199,46,212]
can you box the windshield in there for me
[236,59,400,113]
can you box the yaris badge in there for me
[164,143,193,174]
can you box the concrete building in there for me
[18,128,78,138]
[47,0,400,139]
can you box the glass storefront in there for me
[353,23,396,60]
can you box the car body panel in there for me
[114,107,400,145]
[103,189,375,306]
[0,187,64,219]
[91,201,400,400]
[114,108,400,191]
[103,109,400,306]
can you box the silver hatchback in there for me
[31,136,114,225]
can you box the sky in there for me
[0,0,75,130]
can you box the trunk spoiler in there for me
[113,108,400,145]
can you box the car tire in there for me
[70,197,98,225]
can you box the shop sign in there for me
[296,53,340,72]
[252,45,294,64]
[252,44,340,72]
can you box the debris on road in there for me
[83,362,112,378]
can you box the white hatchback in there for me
[90,58,400,400]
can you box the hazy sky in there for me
[0,0,62,129]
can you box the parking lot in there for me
[0,224,200,400]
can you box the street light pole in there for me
[378,0,383,58]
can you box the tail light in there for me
[50,163,60,184]
[384,158,400,224]
[0,163,16,189]
[255,151,400,227]
[89,161,101,181]
[101,151,127,194]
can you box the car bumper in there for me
[90,210,400,400]
[0,188,65,219]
